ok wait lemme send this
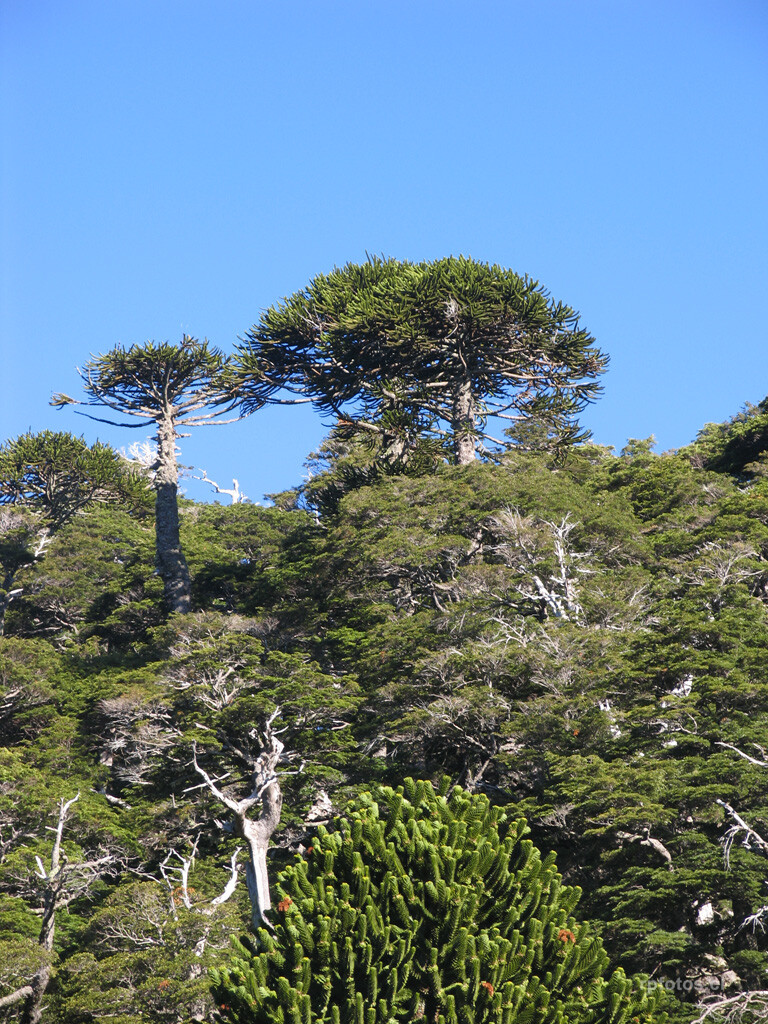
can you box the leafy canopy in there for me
[688,397,768,479]
[53,336,238,431]
[235,256,608,461]
[0,431,148,527]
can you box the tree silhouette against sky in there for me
[53,337,238,613]
[236,256,608,466]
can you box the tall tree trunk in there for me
[155,411,192,614]
[21,964,50,1024]
[381,432,407,467]
[452,377,476,465]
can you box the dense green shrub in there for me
[212,779,661,1024]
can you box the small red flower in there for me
[480,981,495,995]
[558,928,576,943]
[277,897,293,912]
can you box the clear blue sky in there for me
[2,1,767,502]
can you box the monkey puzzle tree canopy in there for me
[212,779,661,1024]
[0,430,147,528]
[53,337,238,614]
[235,256,608,466]
[0,431,150,634]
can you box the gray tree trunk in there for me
[452,377,477,465]
[21,958,50,1024]
[155,411,192,614]
[192,717,285,934]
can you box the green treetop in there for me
[235,256,607,466]
[211,778,661,1024]
[0,431,148,634]
[688,397,768,479]
[0,430,146,528]
[53,337,239,614]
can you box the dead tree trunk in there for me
[21,794,79,1024]
[193,711,285,931]
[0,794,113,1024]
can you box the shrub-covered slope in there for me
[2,416,768,1021]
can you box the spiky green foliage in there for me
[298,427,448,516]
[0,431,148,528]
[211,779,661,1024]
[235,256,607,464]
[53,338,236,427]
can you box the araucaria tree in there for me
[235,256,608,466]
[53,337,238,613]
[0,430,147,632]
[0,430,146,529]
[211,779,660,1024]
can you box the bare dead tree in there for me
[191,710,286,931]
[165,663,252,713]
[1,794,116,1024]
[693,749,768,1022]
[489,509,590,622]
[158,834,242,919]
[691,990,768,1024]
[716,799,768,869]
[716,743,768,769]
[616,829,674,870]
[193,469,251,505]
[119,438,159,483]
[682,543,762,613]
[97,694,180,788]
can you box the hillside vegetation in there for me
[3,258,768,1023]
[1,401,768,1021]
